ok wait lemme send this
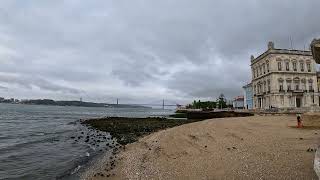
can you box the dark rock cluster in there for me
[81,117,208,145]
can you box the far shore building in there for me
[250,41,319,109]
[233,96,244,109]
[243,83,253,109]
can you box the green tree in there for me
[217,93,227,109]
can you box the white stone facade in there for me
[251,42,319,109]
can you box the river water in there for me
[0,103,173,180]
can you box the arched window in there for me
[285,61,290,71]
[277,60,282,71]
[259,66,262,75]
[292,61,297,71]
[286,79,292,91]
[308,79,313,91]
[278,78,284,91]
[301,79,306,91]
[300,61,304,72]
[307,62,311,72]
[293,77,300,90]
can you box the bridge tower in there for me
[162,99,165,110]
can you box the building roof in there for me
[242,82,252,88]
[251,41,312,66]
[234,96,244,101]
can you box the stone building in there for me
[251,42,319,109]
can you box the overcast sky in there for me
[0,0,319,104]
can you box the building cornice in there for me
[251,49,312,66]
[252,71,316,81]
[254,92,319,96]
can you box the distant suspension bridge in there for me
[114,99,182,109]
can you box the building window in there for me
[302,82,306,91]
[259,66,262,75]
[295,82,299,90]
[307,63,311,72]
[300,62,304,72]
[281,96,284,105]
[285,62,289,71]
[278,61,282,71]
[263,64,265,74]
[313,95,315,104]
[309,81,313,91]
[279,82,284,91]
[259,84,262,93]
[263,81,266,92]
[267,80,270,92]
[266,62,269,72]
[287,81,291,91]
[293,62,297,71]
[289,96,292,106]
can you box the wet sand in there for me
[86,115,320,180]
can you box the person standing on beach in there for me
[297,114,303,128]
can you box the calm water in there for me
[0,104,173,180]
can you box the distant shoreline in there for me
[0,100,151,109]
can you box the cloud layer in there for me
[0,0,319,104]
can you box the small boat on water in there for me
[311,38,320,63]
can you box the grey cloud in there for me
[0,85,8,91]
[0,0,319,103]
[0,74,81,94]
[167,59,250,99]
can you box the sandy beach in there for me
[85,115,320,180]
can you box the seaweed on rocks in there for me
[81,112,253,145]
[81,117,202,145]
